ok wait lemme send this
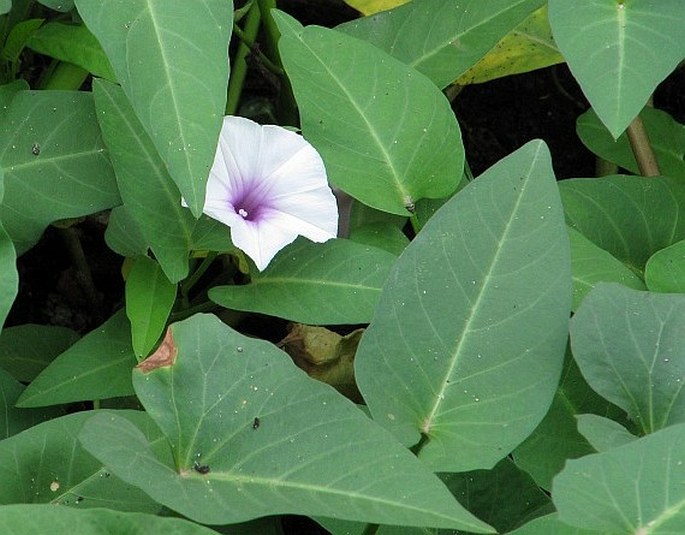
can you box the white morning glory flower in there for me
[198,116,338,271]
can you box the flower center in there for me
[238,208,249,218]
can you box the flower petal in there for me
[229,216,299,271]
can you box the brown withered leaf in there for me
[279,323,364,402]
[137,327,177,373]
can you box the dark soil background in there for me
[5,2,684,533]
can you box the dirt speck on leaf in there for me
[137,328,177,372]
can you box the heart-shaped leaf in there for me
[575,414,636,452]
[356,140,571,471]
[549,0,685,138]
[275,11,463,215]
[74,0,232,216]
[79,314,493,532]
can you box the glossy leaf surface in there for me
[356,141,571,471]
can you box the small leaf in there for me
[348,223,409,256]
[356,141,571,471]
[0,90,120,253]
[210,238,396,325]
[0,324,79,382]
[0,410,163,513]
[553,423,685,533]
[16,311,136,408]
[342,0,408,15]
[645,239,685,292]
[36,0,73,11]
[548,0,685,138]
[104,206,149,258]
[276,11,463,215]
[568,227,645,311]
[571,283,685,434]
[125,257,176,358]
[559,175,685,272]
[27,22,115,80]
[575,414,636,452]
[79,314,493,532]
[1,18,44,64]
[577,107,685,179]
[74,0,232,216]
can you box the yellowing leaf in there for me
[458,6,564,85]
[344,0,409,15]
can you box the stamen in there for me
[238,208,249,218]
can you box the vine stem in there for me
[626,114,660,177]
[226,3,263,115]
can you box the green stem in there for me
[231,21,283,77]
[256,0,298,125]
[626,114,660,177]
[226,4,263,115]
[181,252,218,301]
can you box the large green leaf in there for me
[0,324,79,382]
[0,367,63,439]
[338,0,545,89]
[559,175,685,272]
[553,423,685,533]
[0,167,17,328]
[0,506,217,535]
[645,239,685,292]
[356,140,571,471]
[275,11,463,215]
[0,410,163,512]
[16,311,136,408]
[577,107,685,180]
[568,226,645,311]
[74,0,232,216]
[0,90,120,252]
[548,0,685,138]
[36,0,73,11]
[571,283,685,434]
[513,354,626,490]
[27,22,115,80]
[94,79,197,282]
[210,238,396,325]
[125,256,176,358]
[79,314,492,532]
